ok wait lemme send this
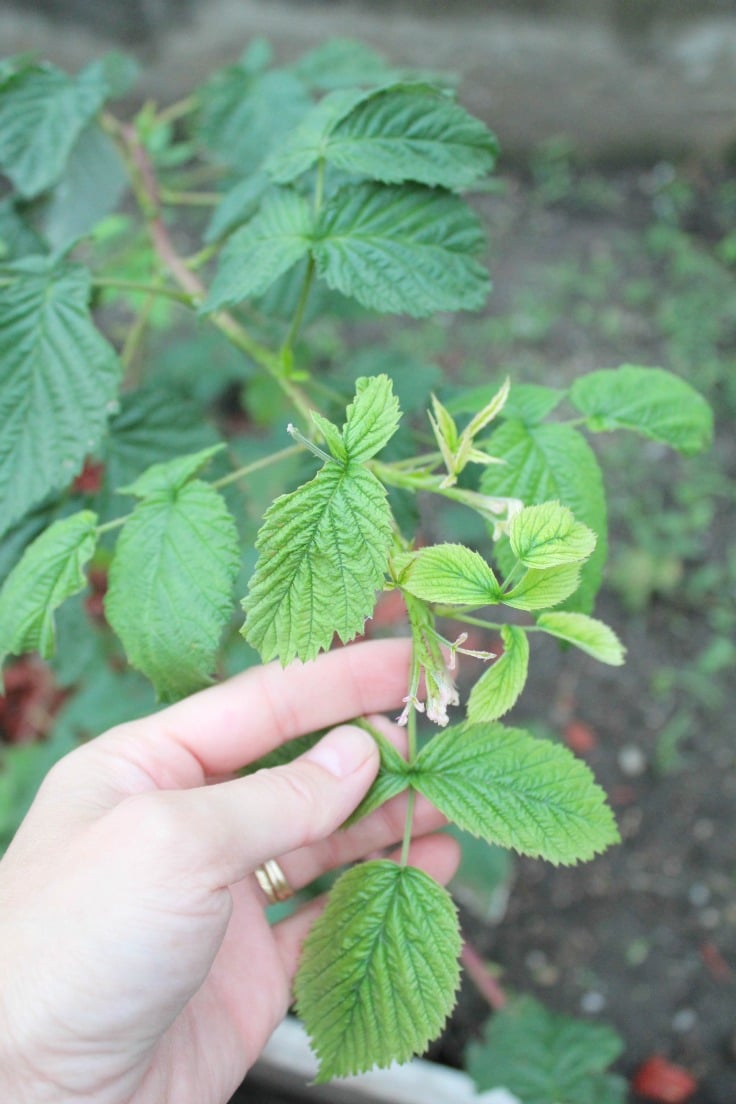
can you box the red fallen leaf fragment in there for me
[632,1055,697,1103]
[0,658,65,744]
[564,720,597,754]
[700,941,733,982]
[72,458,105,495]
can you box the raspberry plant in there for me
[0,40,713,1082]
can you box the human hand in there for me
[0,640,458,1104]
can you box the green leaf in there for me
[448,828,513,923]
[344,727,411,826]
[321,84,497,190]
[120,444,226,497]
[293,39,399,91]
[204,171,270,242]
[395,543,500,606]
[295,860,461,1080]
[509,501,596,569]
[569,364,713,457]
[503,563,582,611]
[311,412,347,462]
[480,421,607,614]
[0,511,98,671]
[0,258,121,537]
[96,385,222,522]
[31,122,126,252]
[203,189,313,312]
[196,60,312,174]
[313,182,489,317]
[243,461,392,664]
[0,198,47,261]
[343,374,401,461]
[268,83,497,191]
[466,625,529,722]
[413,722,619,863]
[0,60,115,198]
[467,996,627,1104]
[536,612,626,666]
[105,482,240,700]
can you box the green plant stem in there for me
[104,111,316,427]
[156,94,197,125]
[92,277,193,304]
[211,444,303,490]
[159,188,221,207]
[399,667,420,868]
[281,256,315,357]
[121,293,156,381]
[399,789,416,868]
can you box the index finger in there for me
[104,638,412,784]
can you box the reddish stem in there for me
[461,938,508,1010]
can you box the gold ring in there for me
[254,859,293,904]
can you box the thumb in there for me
[118,725,380,889]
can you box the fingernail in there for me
[304,726,376,778]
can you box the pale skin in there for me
[0,639,458,1104]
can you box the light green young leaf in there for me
[509,501,596,569]
[313,182,489,317]
[105,482,240,700]
[343,375,402,461]
[203,189,313,312]
[414,723,619,863]
[343,727,411,826]
[0,257,121,537]
[467,995,627,1104]
[466,625,529,722]
[310,412,347,462]
[295,860,461,1081]
[243,462,392,663]
[480,420,607,613]
[503,563,582,611]
[0,60,118,198]
[0,511,98,671]
[569,365,713,457]
[536,612,626,666]
[394,543,501,607]
[119,444,226,497]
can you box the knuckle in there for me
[114,792,187,854]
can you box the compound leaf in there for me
[413,722,619,864]
[467,996,626,1104]
[569,365,713,457]
[503,563,582,611]
[243,461,392,664]
[509,501,596,569]
[204,188,313,311]
[480,420,606,613]
[0,61,114,198]
[295,860,461,1080]
[394,543,500,606]
[0,511,98,671]
[536,612,626,666]
[466,625,529,722]
[313,182,489,317]
[265,88,368,183]
[322,83,498,190]
[0,257,121,538]
[343,374,401,461]
[105,481,240,700]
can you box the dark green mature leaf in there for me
[120,444,225,497]
[204,171,270,242]
[243,461,392,663]
[203,189,313,311]
[413,723,619,863]
[536,612,626,666]
[0,198,47,261]
[0,58,124,198]
[508,501,596,569]
[196,54,312,174]
[466,625,529,722]
[321,84,497,190]
[296,861,461,1080]
[0,511,98,671]
[481,421,606,614]
[96,385,222,522]
[268,83,496,191]
[0,258,121,537]
[105,481,240,700]
[313,182,489,317]
[293,39,400,91]
[467,996,627,1104]
[31,123,126,251]
[569,365,713,456]
[503,563,582,611]
[394,543,500,606]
